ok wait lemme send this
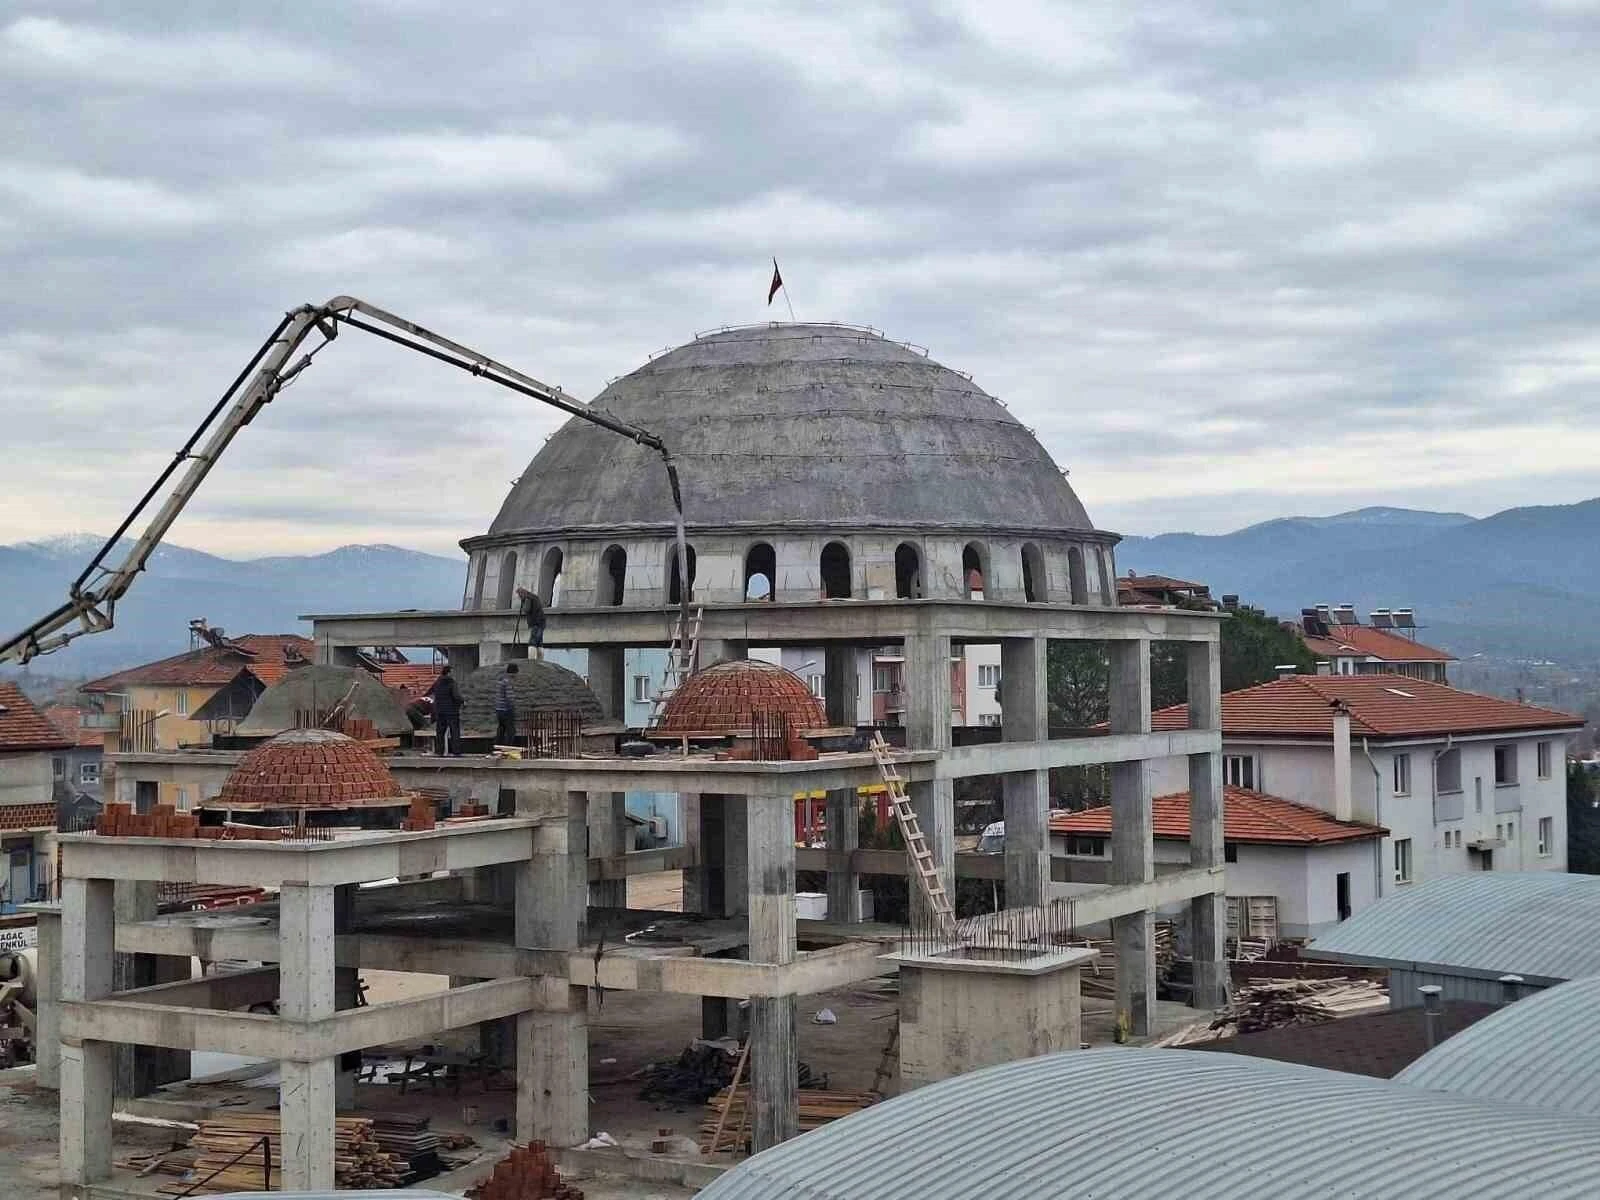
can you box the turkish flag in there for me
[767,259,783,305]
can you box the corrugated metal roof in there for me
[699,1048,1600,1199]
[1396,975,1600,1117]
[1306,872,1600,983]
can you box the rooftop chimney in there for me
[1275,664,1299,679]
[1498,974,1524,1005]
[1419,984,1443,1048]
[1331,699,1352,821]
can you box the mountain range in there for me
[1118,498,1600,664]
[3,496,1598,678]
[0,535,465,677]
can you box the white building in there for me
[1146,674,1582,911]
[0,681,70,910]
[1052,787,1384,940]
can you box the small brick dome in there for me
[656,659,827,734]
[215,728,404,808]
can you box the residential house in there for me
[0,682,72,910]
[1051,787,1386,939]
[43,703,112,817]
[1117,572,1218,609]
[1298,605,1455,683]
[1145,674,1583,916]
[82,632,315,808]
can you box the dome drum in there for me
[466,530,1119,610]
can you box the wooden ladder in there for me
[870,1020,899,1097]
[869,731,957,938]
[647,605,703,727]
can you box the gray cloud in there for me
[1,1,1598,557]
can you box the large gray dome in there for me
[486,323,1094,538]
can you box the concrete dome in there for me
[236,665,412,738]
[656,659,826,734]
[215,728,403,808]
[459,661,605,736]
[487,323,1094,538]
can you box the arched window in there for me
[1067,546,1088,605]
[668,543,697,606]
[471,556,488,610]
[962,543,987,600]
[894,542,922,599]
[600,544,627,607]
[496,550,518,609]
[1022,543,1047,603]
[820,542,853,599]
[1097,549,1114,606]
[538,547,563,607]
[745,542,776,601]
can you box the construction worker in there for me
[516,586,545,661]
[427,665,463,756]
[495,662,520,746]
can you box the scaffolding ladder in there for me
[870,731,957,939]
[647,605,703,727]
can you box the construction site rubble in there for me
[1152,976,1391,1046]
[465,1142,583,1200]
[637,1038,830,1106]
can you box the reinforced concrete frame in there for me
[50,596,1224,1189]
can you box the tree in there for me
[1568,762,1600,874]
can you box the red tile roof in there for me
[1118,574,1208,592]
[1302,625,1455,663]
[1153,674,1584,739]
[381,664,443,702]
[0,683,73,752]
[83,634,315,692]
[1049,787,1386,846]
[42,705,105,748]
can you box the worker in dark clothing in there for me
[427,665,463,756]
[495,662,520,747]
[516,587,546,661]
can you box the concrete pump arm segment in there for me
[0,296,693,665]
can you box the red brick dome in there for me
[656,659,827,734]
[216,728,404,808]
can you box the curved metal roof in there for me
[1396,975,1600,1117]
[1305,872,1600,984]
[699,1049,1600,1200]
[483,323,1095,540]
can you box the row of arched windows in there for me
[474,539,1106,609]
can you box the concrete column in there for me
[32,906,61,1089]
[588,791,630,910]
[1108,639,1155,1036]
[478,640,507,669]
[448,644,482,674]
[824,788,862,922]
[747,793,798,1150]
[823,644,859,728]
[1000,636,1050,909]
[60,877,114,1187]
[314,643,364,667]
[515,790,589,1147]
[279,882,337,1192]
[696,638,746,670]
[587,647,626,722]
[904,632,955,926]
[114,880,188,1096]
[333,885,360,1110]
[1186,640,1228,1010]
[680,791,704,913]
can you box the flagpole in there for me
[782,286,796,324]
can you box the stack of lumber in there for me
[1211,977,1388,1036]
[159,1114,408,1194]
[369,1113,453,1180]
[699,1087,878,1153]
[465,1142,582,1200]
[1076,923,1175,999]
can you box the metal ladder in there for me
[870,731,957,939]
[647,605,703,727]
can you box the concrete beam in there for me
[936,729,1218,777]
[589,844,697,880]
[103,965,280,1011]
[573,941,888,998]
[63,978,539,1060]
[1066,867,1225,927]
[58,820,538,889]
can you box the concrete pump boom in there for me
[0,296,692,665]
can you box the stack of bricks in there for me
[656,659,827,736]
[399,794,436,832]
[344,717,378,741]
[465,1143,583,1200]
[453,800,492,818]
[0,802,58,832]
[94,801,201,839]
[214,728,402,809]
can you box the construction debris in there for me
[637,1039,830,1106]
[700,1087,879,1154]
[465,1142,582,1200]
[1076,923,1176,999]
[1209,977,1389,1037]
[159,1114,410,1193]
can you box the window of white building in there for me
[1435,748,1462,793]
[1494,744,1518,786]
[1393,753,1411,796]
[1538,741,1552,779]
[79,761,100,785]
[1224,755,1256,790]
[1065,835,1106,857]
[1393,838,1413,884]
[175,690,189,716]
[1539,817,1553,857]
[976,664,999,688]
[808,674,825,700]
[631,675,652,703]
[873,668,893,693]
[978,714,1002,727]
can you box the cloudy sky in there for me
[3,2,1599,559]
